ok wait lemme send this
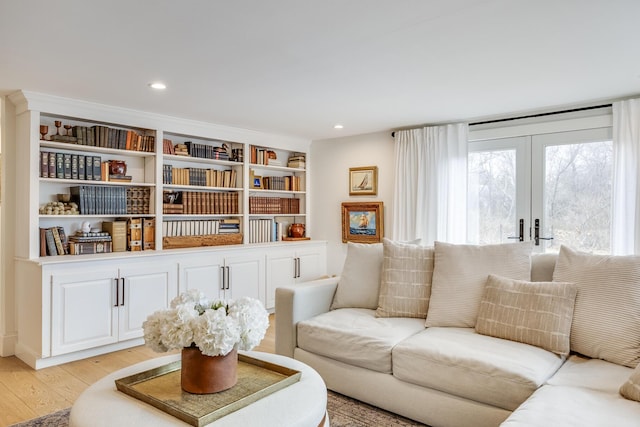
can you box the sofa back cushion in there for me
[476,274,577,356]
[553,245,640,368]
[331,242,383,310]
[375,239,434,318]
[426,241,533,328]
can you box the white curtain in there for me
[392,123,468,245]
[612,98,640,255]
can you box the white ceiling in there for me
[1,0,639,141]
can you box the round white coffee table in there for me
[70,351,329,427]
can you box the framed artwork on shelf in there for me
[341,201,384,243]
[349,166,378,196]
[252,175,263,189]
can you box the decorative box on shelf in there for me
[162,233,243,249]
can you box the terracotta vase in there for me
[181,346,238,394]
[289,223,305,238]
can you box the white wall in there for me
[0,96,17,356]
[310,131,395,275]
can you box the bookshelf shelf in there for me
[40,141,155,158]
[163,153,240,167]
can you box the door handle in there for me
[220,266,226,290]
[120,277,125,306]
[507,219,524,242]
[534,219,554,246]
[113,278,119,307]
[225,266,230,290]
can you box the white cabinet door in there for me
[265,250,296,309]
[265,243,328,310]
[51,267,119,356]
[118,262,178,341]
[296,246,327,283]
[178,255,225,299]
[225,253,265,302]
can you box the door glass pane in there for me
[467,149,517,244]
[543,141,612,253]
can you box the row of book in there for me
[70,186,151,215]
[162,191,239,215]
[248,219,287,243]
[39,226,69,256]
[261,175,302,191]
[40,151,102,181]
[49,125,155,152]
[162,165,238,188]
[162,218,240,237]
[250,146,277,165]
[249,196,300,215]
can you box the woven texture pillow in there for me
[553,245,640,368]
[476,274,577,356]
[375,239,434,318]
[331,242,383,310]
[620,364,640,402]
[425,241,533,328]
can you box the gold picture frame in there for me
[349,166,378,196]
[341,201,384,243]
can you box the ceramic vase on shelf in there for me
[181,345,238,394]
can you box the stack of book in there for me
[288,153,306,169]
[68,231,113,255]
[218,218,241,234]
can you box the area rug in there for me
[10,391,427,426]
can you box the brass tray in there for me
[115,354,301,426]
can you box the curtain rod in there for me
[391,103,612,137]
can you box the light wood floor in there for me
[0,314,276,427]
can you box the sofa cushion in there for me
[392,327,563,411]
[500,385,640,427]
[547,354,634,394]
[375,239,434,318]
[331,242,383,310]
[553,245,640,368]
[475,274,577,356]
[297,308,425,374]
[620,363,640,402]
[425,241,533,328]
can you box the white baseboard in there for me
[0,332,17,357]
[15,338,145,370]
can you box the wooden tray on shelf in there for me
[115,354,301,427]
[281,236,311,241]
[162,233,242,249]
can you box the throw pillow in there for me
[553,245,640,368]
[375,238,434,318]
[425,241,532,328]
[331,242,384,310]
[620,364,640,402]
[475,274,577,356]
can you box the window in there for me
[467,112,613,253]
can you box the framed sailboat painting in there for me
[349,166,378,196]
[341,202,384,243]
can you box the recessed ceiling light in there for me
[149,82,167,90]
[334,124,344,129]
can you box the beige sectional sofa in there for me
[275,240,640,427]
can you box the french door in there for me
[467,127,612,253]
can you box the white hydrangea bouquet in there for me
[143,289,270,357]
